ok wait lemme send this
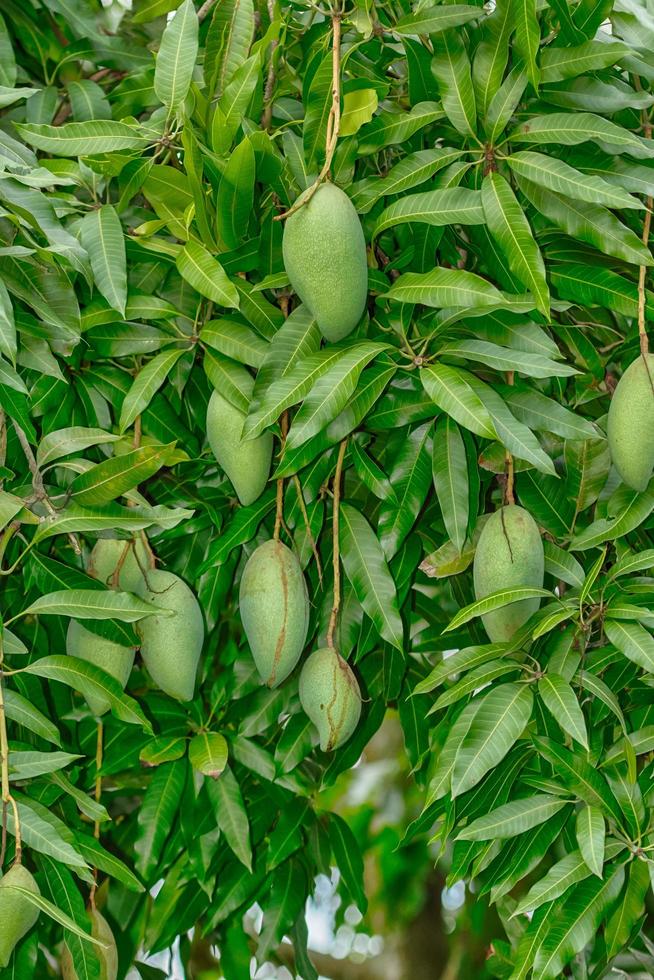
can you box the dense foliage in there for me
[2,0,654,977]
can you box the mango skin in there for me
[239,540,310,687]
[62,909,118,980]
[137,569,204,701]
[299,647,362,751]
[0,864,40,968]
[607,353,654,491]
[206,386,273,507]
[88,537,149,592]
[66,621,135,717]
[282,182,368,342]
[473,505,544,643]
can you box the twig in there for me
[504,371,515,506]
[197,0,218,21]
[0,634,21,865]
[273,412,289,541]
[89,720,103,909]
[326,439,347,648]
[12,422,81,555]
[292,474,323,587]
[274,9,342,221]
[262,0,280,131]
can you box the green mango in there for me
[62,908,118,980]
[239,539,310,687]
[607,353,654,491]
[299,647,361,751]
[282,182,368,342]
[66,621,135,716]
[0,864,40,968]
[88,537,149,592]
[473,505,544,642]
[137,569,204,701]
[206,364,272,506]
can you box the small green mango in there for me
[607,353,654,491]
[282,182,368,342]
[0,864,40,968]
[62,908,118,980]
[137,569,204,701]
[88,537,149,592]
[473,505,544,643]
[66,621,135,716]
[239,539,310,687]
[299,647,362,751]
[206,364,272,506]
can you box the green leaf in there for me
[432,416,468,552]
[394,5,483,35]
[217,137,255,250]
[445,587,553,632]
[80,205,127,316]
[507,151,643,210]
[604,859,650,959]
[3,689,61,745]
[154,0,199,111]
[539,674,588,749]
[206,766,253,871]
[386,267,505,308]
[575,805,604,878]
[373,187,484,239]
[16,120,149,155]
[457,794,569,841]
[512,0,540,89]
[285,343,386,450]
[69,443,175,505]
[188,732,229,777]
[119,349,187,432]
[508,112,653,157]
[135,760,186,881]
[604,619,654,674]
[3,885,105,945]
[339,502,404,650]
[533,866,625,979]
[177,240,240,308]
[421,363,495,439]
[25,589,163,621]
[481,172,549,315]
[23,656,152,731]
[451,683,533,797]
[36,427,121,469]
[431,30,477,137]
[512,850,597,917]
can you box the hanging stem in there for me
[274,7,342,221]
[89,719,103,909]
[636,88,652,357]
[273,412,289,541]
[0,634,21,865]
[326,440,347,648]
[504,370,515,505]
[292,475,323,587]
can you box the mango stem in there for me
[326,439,347,648]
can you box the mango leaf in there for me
[80,205,127,315]
[339,502,403,650]
[154,0,199,111]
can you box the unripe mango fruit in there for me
[62,908,118,980]
[299,647,362,751]
[607,353,654,491]
[239,539,310,687]
[206,365,272,505]
[282,182,368,342]
[137,569,204,701]
[0,864,40,968]
[473,505,544,643]
[88,537,148,592]
[66,621,135,716]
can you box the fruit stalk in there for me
[504,370,515,505]
[275,7,342,220]
[638,92,652,357]
[0,634,21,865]
[326,439,347,649]
[89,719,103,909]
[273,411,289,541]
